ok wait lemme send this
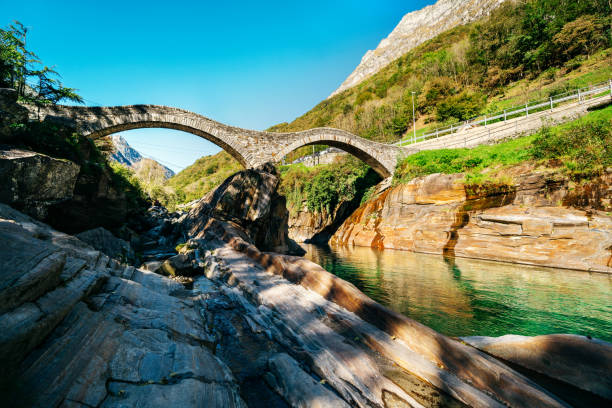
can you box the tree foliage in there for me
[279,156,380,213]
[0,21,83,105]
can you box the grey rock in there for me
[266,353,351,408]
[76,227,135,264]
[462,334,612,400]
[141,260,163,273]
[0,148,80,219]
[184,164,305,256]
[102,379,246,408]
[161,253,199,276]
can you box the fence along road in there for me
[397,80,612,154]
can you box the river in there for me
[302,243,612,342]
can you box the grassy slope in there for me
[267,0,611,149]
[393,104,612,186]
[166,151,242,204]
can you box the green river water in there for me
[302,244,612,342]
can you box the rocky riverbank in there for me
[2,163,612,407]
[332,165,612,273]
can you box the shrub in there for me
[355,90,373,106]
[532,118,611,175]
[436,91,485,122]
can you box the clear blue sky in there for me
[5,0,432,172]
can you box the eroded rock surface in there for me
[76,227,136,264]
[462,334,612,402]
[332,168,612,272]
[0,203,245,407]
[2,164,609,408]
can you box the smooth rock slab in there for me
[462,334,612,400]
[266,353,351,408]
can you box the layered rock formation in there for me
[330,0,508,97]
[3,163,606,407]
[76,227,136,264]
[332,167,612,272]
[0,203,246,407]
[462,334,612,404]
[288,200,357,243]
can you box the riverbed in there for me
[302,243,612,342]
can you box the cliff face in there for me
[332,166,612,273]
[329,0,508,97]
[288,200,360,243]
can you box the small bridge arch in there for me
[272,128,398,177]
[26,103,401,177]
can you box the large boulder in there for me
[0,148,80,219]
[184,163,304,255]
[76,227,136,264]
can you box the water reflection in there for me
[303,243,612,341]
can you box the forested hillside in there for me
[268,0,611,145]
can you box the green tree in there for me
[553,15,607,60]
[0,21,83,105]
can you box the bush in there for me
[355,90,373,106]
[436,91,485,122]
[532,116,611,175]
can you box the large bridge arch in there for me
[25,103,401,177]
[86,120,249,169]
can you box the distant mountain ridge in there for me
[109,134,175,179]
[329,0,508,98]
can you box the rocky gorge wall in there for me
[288,199,358,244]
[2,161,611,407]
[332,166,612,273]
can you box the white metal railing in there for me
[395,79,612,147]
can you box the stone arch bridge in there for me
[27,104,401,177]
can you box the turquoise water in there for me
[302,244,612,342]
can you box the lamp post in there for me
[411,91,416,144]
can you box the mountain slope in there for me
[330,0,508,98]
[109,134,174,178]
[166,151,242,204]
[270,0,610,145]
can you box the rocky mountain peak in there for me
[109,134,175,178]
[110,134,143,166]
[329,0,508,98]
